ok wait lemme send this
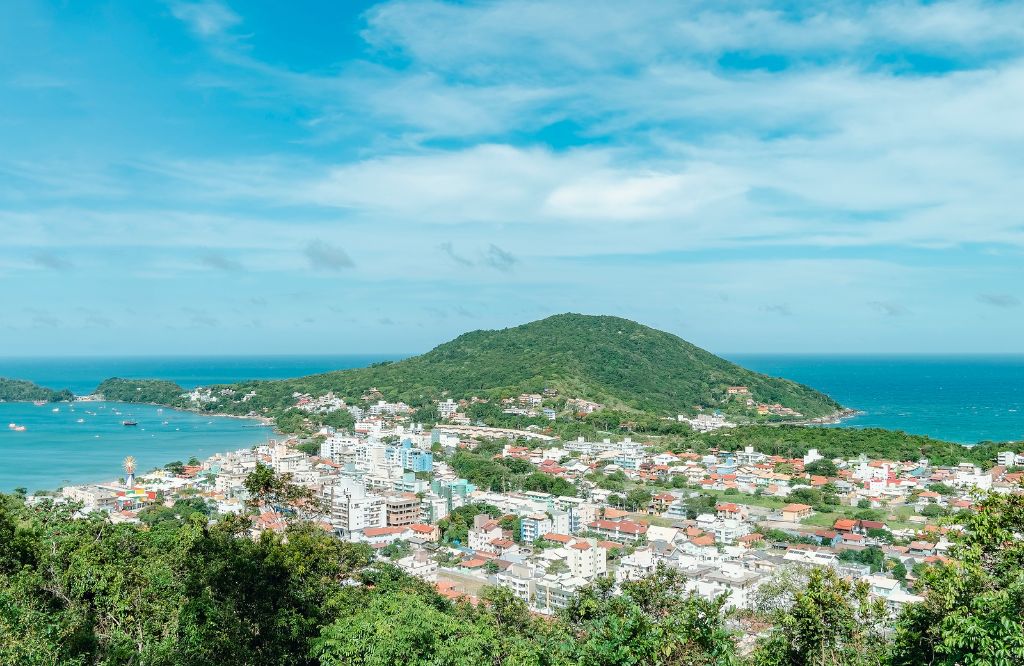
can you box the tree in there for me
[625,488,653,512]
[243,462,323,515]
[804,460,839,477]
[751,567,889,666]
[313,592,501,666]
[890,488,1024,666]
[164,460,185,475]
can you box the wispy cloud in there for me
[169,1,241,38]
[197,251,243,272]
[483,244,517,272]
[977,293,1020,307]
[31,252,73,271]
[763,304,793,317]
[439,241,473,266]
[869,301,910,317]
[304,239,354,271]
[182,307,219,327]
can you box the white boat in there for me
[52,407,60,412]
[13,425,26,432]
[76,418,85,423]
[7,423,16,429]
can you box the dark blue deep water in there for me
[730,355,1024,445]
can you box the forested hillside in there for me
[0,377,73,402]
[95,314,842,421]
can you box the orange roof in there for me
[544,532,572,543]
[782,503,813,513]
[690,535,715,547]
[363,526,408,537]
[570,541,591,550]
[833,519,857,531]
[408,523,436,534]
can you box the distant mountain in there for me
[0,378,73,403]
[97,314,841,421]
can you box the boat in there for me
[76,418,85,423]
[13,425,26,432]
[52,407,60,413]
[33,401,46,406]
[122,420,138,427]
[7,423,16,429]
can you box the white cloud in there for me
[169,1,241,38]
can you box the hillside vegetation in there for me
[687,425,1024,468]
[97,314,841,421]
[0,378,73,403]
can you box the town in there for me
[52,386,1024,628]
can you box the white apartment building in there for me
[564,540,607,580]
[324,480,386,537]
[437,399,459,419]
[553,497,598,533]
[497,564,536,603]
[534,574,588,614]
[320,435,360,462]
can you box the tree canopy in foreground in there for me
[0,482,1021,665]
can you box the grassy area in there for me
[802,512,843,528]
[692,488,788,510]
[628,513,676,527]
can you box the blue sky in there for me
[2,0,1023,356]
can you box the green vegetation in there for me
[0,377,73,402]
[447,441,578,496]
[690,425,1024,467]
[94,314,842,433]
[95,377,185,404]
[2,480,1022,666]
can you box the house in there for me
[407,523,440,542]
[360,526,410,546]
[812,529,842,548]
[781,503,814,522]
[833,518,857,533]
[468,515,504,551]
[586,519,648,543]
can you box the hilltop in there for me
[97,314,841,424]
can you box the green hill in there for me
[96,313,841,421]
[0,378,73,403]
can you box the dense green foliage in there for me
[95,377,187,404]
[448,444,577,496]
[2,480,1023,666]
[93,314,842,427]
[0,377,73,402]
[690,425,1024,467]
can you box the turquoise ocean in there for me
[0,355,399,492]
[1,354,1022,491]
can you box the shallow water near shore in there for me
[0,401,269,492]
